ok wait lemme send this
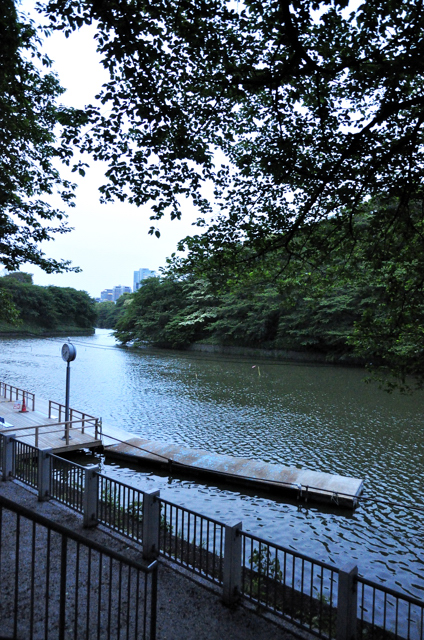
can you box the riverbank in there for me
[187,341,366,366]
[0,479,299,640]
[0,322,95,337]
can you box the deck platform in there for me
[103,435,364,508]
[0,396,102,454]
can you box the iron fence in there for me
[241,530,338,638]
[13,440,39,489]
[357,576,424,640]
[158,497,225,586]
[1,431,424,640]
[0,493,157,640]
[50,454,85,513]
[98,473,145,542]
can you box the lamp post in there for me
[61,342,77,442]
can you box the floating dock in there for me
[0,383,364,507]
[103,434,364,508]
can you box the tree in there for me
[1,0,86,278]
[96,294,131,329]
[0,277,97,329]
[41,0,424,385]
[114,277,212,348]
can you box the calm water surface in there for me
[0,330,423,598]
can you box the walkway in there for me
[0,479,301,640]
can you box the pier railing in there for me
[1,432,423,640]
[0,492,157,640]
[0,415,101,446]
[0,381,35,410]
[48,400,98,429]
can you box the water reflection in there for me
[0,329,423,597]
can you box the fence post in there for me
[143,489,160,561]
[337,563,358,640]
[223,521,242,606]
[38,448,52,501]
[83,465,99,528]
[1,434,16,481]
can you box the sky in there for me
[18,3,201,298]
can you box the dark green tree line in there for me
[0,274,97,330]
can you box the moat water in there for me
[0,329,423,599]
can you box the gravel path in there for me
[0,480,302,640]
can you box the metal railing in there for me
[49,399,97,431]
[0,493,157,640]
[50,454,86,514]
[13,440,39,489]
[159,497,225,586]
[0,381,35,410]
[241,531,338,638]
[98,473,145,541]
[0,415,101,446]
[357,575,424,640]
[1,431,423,640]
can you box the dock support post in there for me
[38,448,52,501]
[223,521,242,606]
[143,489,160,561]
[1,434,16,481]
[337,563,358,640]
[83,465,99,528]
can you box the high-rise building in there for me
[100,289,114,301]
[113,285,132,301]
[133,268,156,292]
[100,286,131,302]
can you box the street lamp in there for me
[61,341,77,442]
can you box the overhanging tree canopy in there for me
[41,0,424,385]
[1,0,85,275]
[42,0,424,240]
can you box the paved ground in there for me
[0,479,303,640]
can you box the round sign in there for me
[61,343,77,363]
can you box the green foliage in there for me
[96,294,131,329]
[0,277,96,329]
[113,205,424,388]
[1,1,87,273]
[114,277,214,348]
[3,272,33,284]
[249,547,283,600]
[36,1,424,386]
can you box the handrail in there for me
[0,492,158,640]
[0,416,101,446]
[48,399,97,426]
[0,381,35,410]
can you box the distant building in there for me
[100,289,113,302]
[133,268,156,292]
[112,285,132,301]
[100,286,131,302]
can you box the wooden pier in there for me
[103,433,364,508]
[0,384,102,454]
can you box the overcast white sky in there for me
[18,2,200,298]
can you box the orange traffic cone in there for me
[20,395,28,412]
